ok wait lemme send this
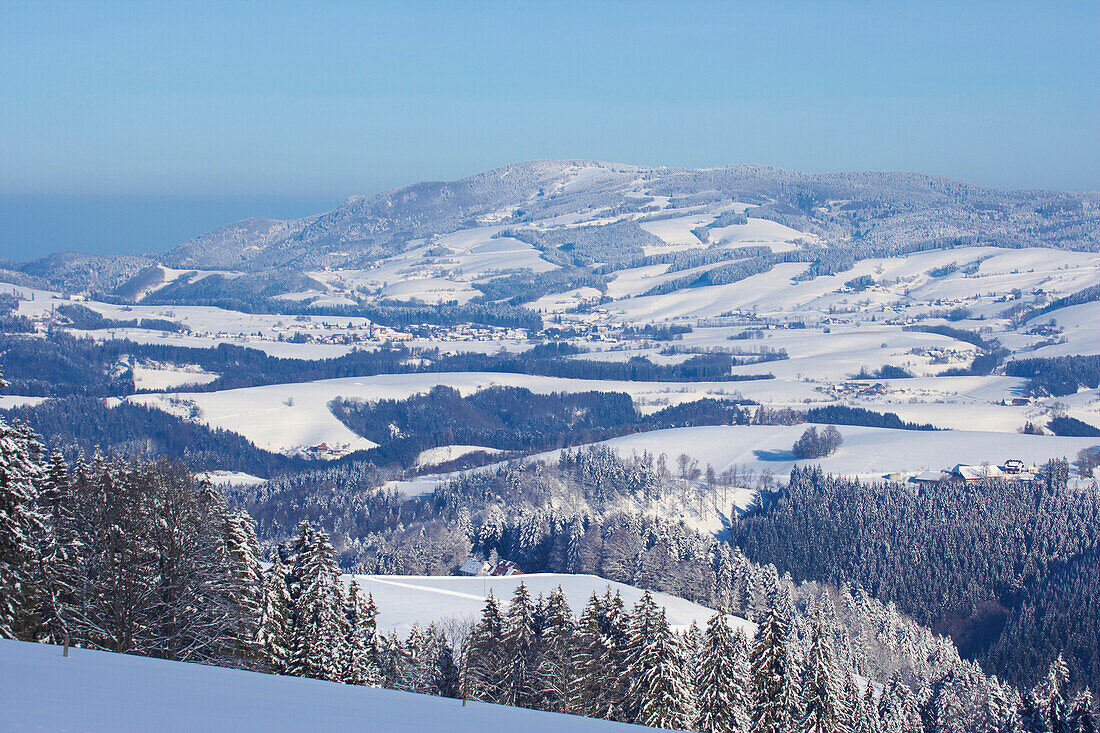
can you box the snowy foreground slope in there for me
[0,638,651,733]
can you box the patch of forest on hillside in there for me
[732,463,1100,690]
[330,386,756,469]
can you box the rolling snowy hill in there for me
[351,572,751,637]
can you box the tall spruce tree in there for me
[33,450,77,644]
[501,582,539,708]
[625,599,695,730]
[464,592,506,703]
[603,589,632,719]
[1019,688,1047,733]
[878,671,920,733]
[800,612,846,733]
[428,624,460,697]
[361,591,381,681]
[341,579,377,686]
[986,676,1021,733]
[843,674,873,733]
[569,592,614,719]
[697,614,750,733]
[862,683,881,733]
[0,416,44,639]
[258,557,292,673]
[405,622,433,693]
[1069,689,1096,733]
[749,606,799,733]
[534,585,573,713]
[287,528,344,681]
[224,509,265,666]
[1048,655,1071,733]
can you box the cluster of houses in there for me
[909,459,1036,485]
[400,323,531,343]
[300,442,348,460]
[458,558,524,577]
[825,382,889,398]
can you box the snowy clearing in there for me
[397,424,1100,497]
[416,444,503,468]
[555,424,1099,483]
[131,362,218,391]
[349,572,750,637]
[199,470,267,486]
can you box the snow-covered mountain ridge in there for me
[8,159,1098,294]
[163,159,1100,270]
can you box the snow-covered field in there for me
[606,246,1100,325]
[125,359,1099,462]
[561,424,1098,482]
[130,379,381,456]
[350,572,750,637]
[416,444,502,468]
[0,639,648,732]
[128,371,822,456]
[132,362,218,390]
[0,395,46,409]
[394,424,1100,497]
[199,470,267,487]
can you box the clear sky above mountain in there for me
[1,0,1097,259]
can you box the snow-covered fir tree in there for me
[464,592,506,703]
[533,585,573,712]
[341,578,379,686]
[625,595,695,730]
[33,449,77,644]
[1047,655,1071,733]
[1069,688,1096,733]
[287,526,344,681]
[0,416,44,639]
[799,610,846,733]
[985,676,1021,733]
[568,592,614,719]
[878,671,921,733]
[258,557,291,673]
[749,605,799,733]
[1019,688,1047,733]
[841,674,873,733]
[501,582,539,708]
[224,509,265,665]
[696,614,750,733]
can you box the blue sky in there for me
[1,1,1097,260]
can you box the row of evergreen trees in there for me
[2,437,261,660]
[457,580,1097,732]
[0,404,386,682]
